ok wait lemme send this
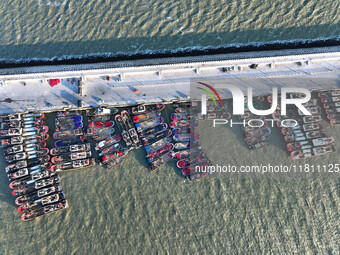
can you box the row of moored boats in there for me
[271,93,336,159]
[0,113,68,221]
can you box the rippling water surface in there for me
[0,0,339,60]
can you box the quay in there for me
[0,46,339,114]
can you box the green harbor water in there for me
[0,104,339,254]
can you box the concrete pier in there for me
[0,46,339,114]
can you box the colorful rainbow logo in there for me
[197,82,223,107]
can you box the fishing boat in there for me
[318,90,340,98]
[149,151,173,171]
[4,145,24,155]
[144,137,171,153]
[146,103,165,112]
[24,139,46,149]
[101,156,125,169]
[298,107,320,115]
[327,114,340,126]
[324,102,340,109]
[0,113,20,122]
[23,126,48,134]
[87,107,115,116]
[174,142,190,150]
[245,127,271,138]
[0,120,21,129]
[51,151,92,163]
[23,113,44,119]
[7,164,49,182]
[98,143,121,157]
[303,99,319,107]
[56,121,83,131]
[290,149,313,159]
[100,148,128,164]
[0,128,22,137]
[7,168,30,181]
[135,117,164,132]
[284,135,306,142]
[53,129,83,140]
[303,122,322,132]
[174,104,191,113]
[173,133,190,142]
[312,136,335,146]
[94,134,121,151]
[142,130,172,146]
[88,120,114,128]
[121,110,141,147]
[51,158,95,172]
[171,112,190,122]
[326,108,340,114]
[86,126,115,137]
[18,192,65,213]
[6,156,50,173]
[131,105,146,115]
[15,184,63,206]
[54,136,86,147]
[9,171,55,194]
[172,127,190,135]
[287,141,312,152]
[1,136,23,147]
[57,110,81,117]
[146,143,174,162]
[50,143,91,156]
[302,115,322,123]
[115,114,133,149]
[170,120,189,129]
[313,145,336,156]
[182,167,191,177]
[11,175,61,196]
[56,115,82,126]
[5,152,27,163]
[138,123,168,138]
[172,149,190,159]
[27,133,49,142]
[132,110,161,123]
[21,199,68,221]
[321,97,340,103]
[305,130,326,139]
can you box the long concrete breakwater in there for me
[0,46,339,114]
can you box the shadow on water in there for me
[0,23,340,67]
